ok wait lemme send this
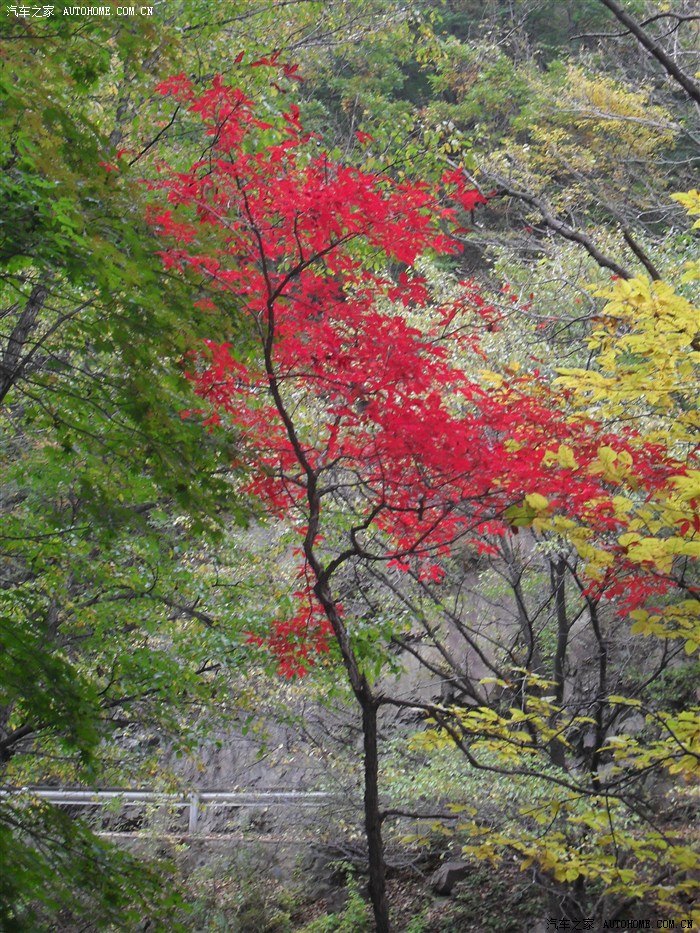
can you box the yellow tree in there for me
[403,190,699,925]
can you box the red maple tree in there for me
[145,67,686,931]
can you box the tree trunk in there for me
[362,697,390,933]
[0,280,49,403]
[548,558,569,769]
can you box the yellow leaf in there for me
[672,189,700,217]
[556,444,578,469]
[608,695,642,707]
[612,496,633,515]
[619,532,642,547]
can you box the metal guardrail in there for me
[0,788,332,834]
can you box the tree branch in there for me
[488,180,633,279]
[597,0,700,106]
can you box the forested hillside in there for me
[0,2,698,931]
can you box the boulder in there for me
[430,859,470,895]
[299,844,349,901]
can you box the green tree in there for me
[0,9,249,927]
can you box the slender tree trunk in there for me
[587,599,608,790]
[361,696,390,933]
[0,280,49,403]
[549,558,569,768]
[265,280,392,931]
[551,558,568,709]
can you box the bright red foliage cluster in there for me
[147,69,682,675]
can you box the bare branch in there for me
[597,0,700,107]
[486,178,633,279]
